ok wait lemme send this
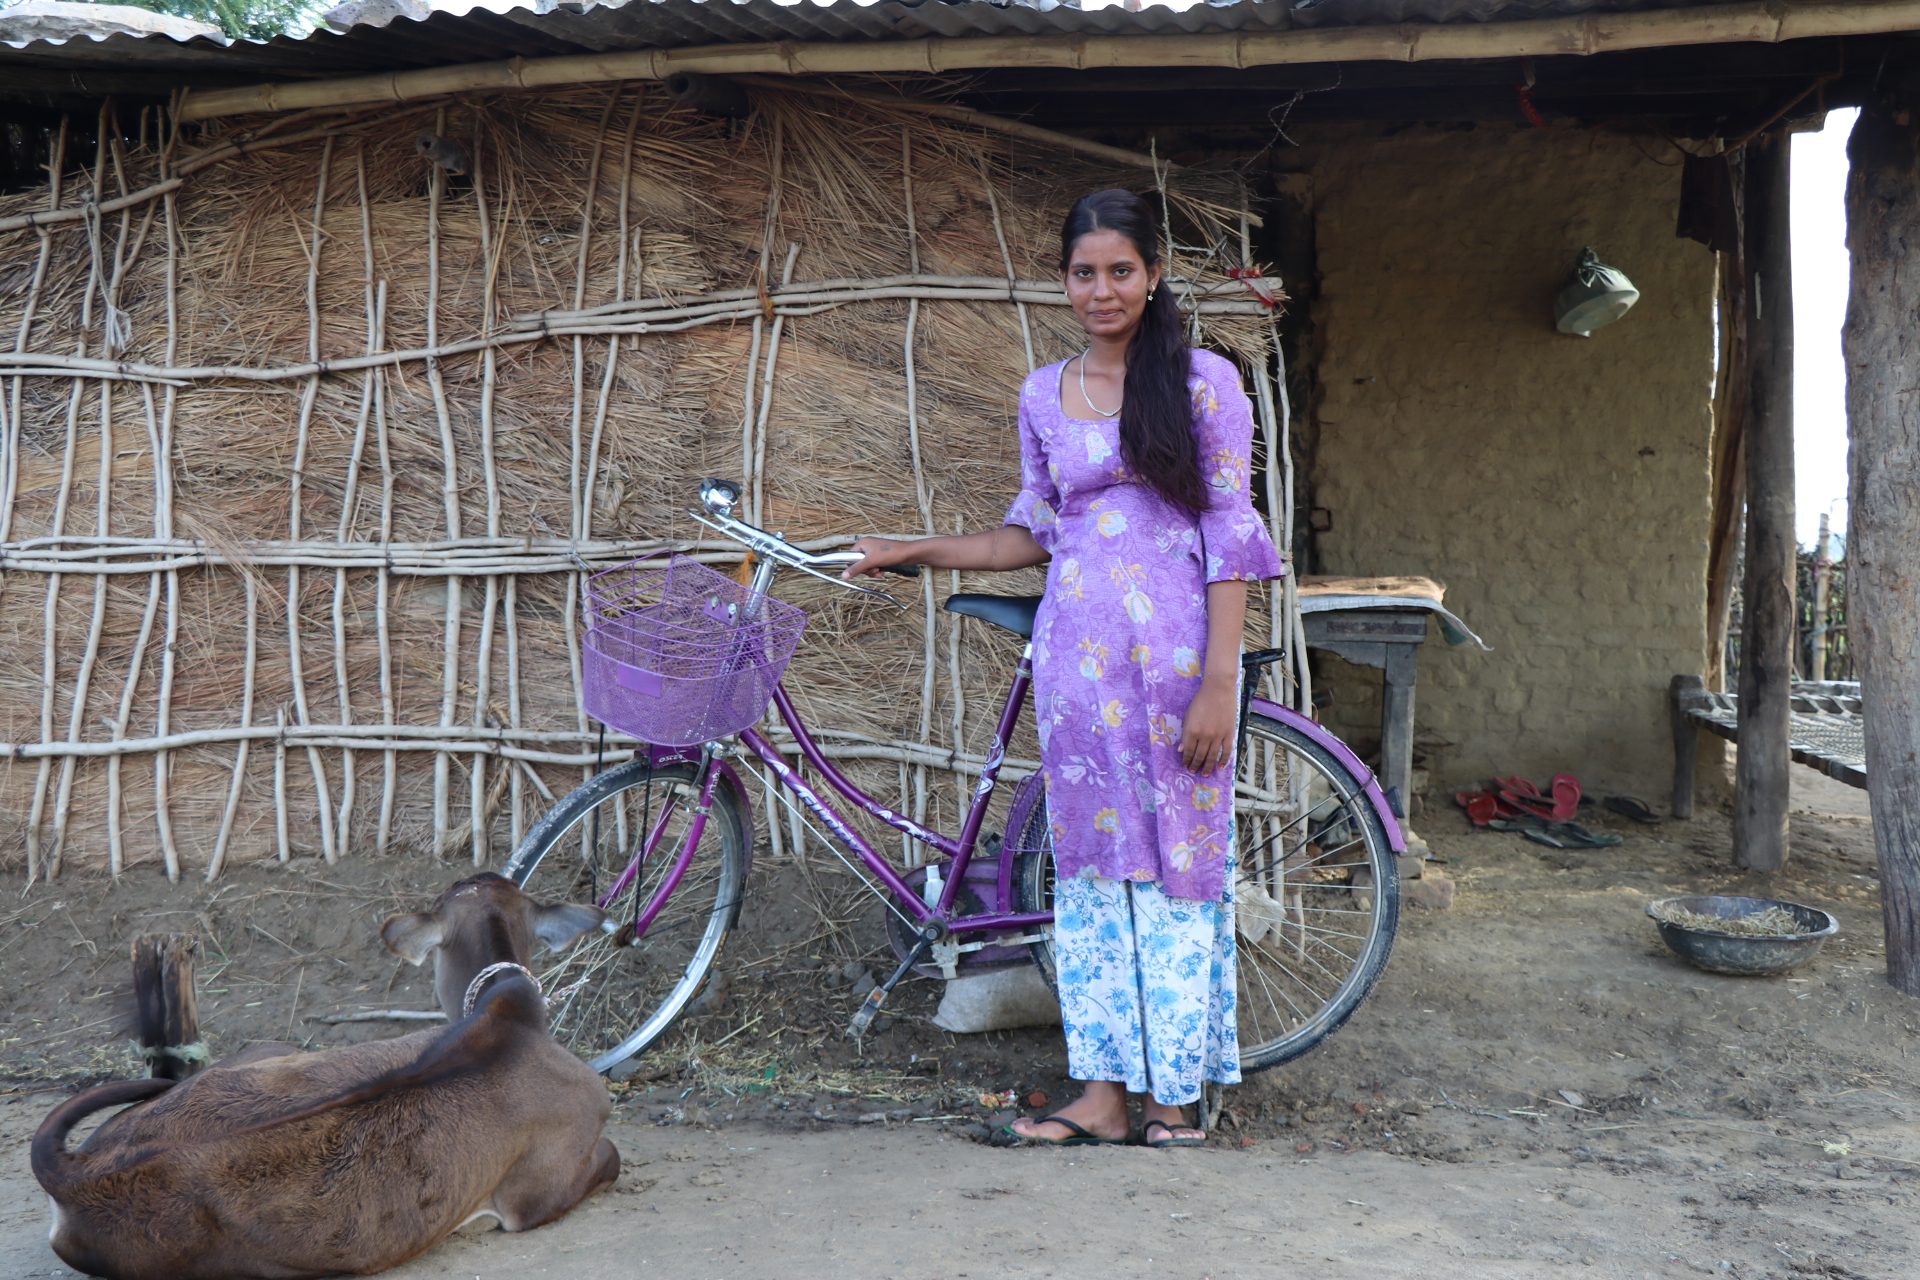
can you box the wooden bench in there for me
[1669,673,1867,818]
[1298,576,1485,821]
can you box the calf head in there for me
[380,872,606,1018]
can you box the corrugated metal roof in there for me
[0,0,1706,84]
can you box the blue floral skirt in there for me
[1052,861,1242,1105]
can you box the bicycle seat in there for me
[944,593,1041,639]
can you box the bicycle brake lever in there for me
[684,508,911,610]
[784,557,912,610]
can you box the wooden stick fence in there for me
[0,85,1297,882]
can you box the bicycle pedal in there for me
[845,987,889,1039]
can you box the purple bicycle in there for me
[505,479,1403,1076]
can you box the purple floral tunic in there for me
[1005,349,1285,902]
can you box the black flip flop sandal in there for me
[1525,821,1622,850]
[1140,1118,1207,1149]
[991,1113,1122,1148]
[1602,795,1663,824]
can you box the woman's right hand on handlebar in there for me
[843,536,917,579]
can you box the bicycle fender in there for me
[1245,698,1407,854]
[645,747,757,880]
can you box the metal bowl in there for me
[1645,895,1839,977]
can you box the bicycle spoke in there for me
[512,759,747,1073]
[1240,958,1314,1030]
[734,757,923,934]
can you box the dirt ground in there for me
[3,767,1916,1279]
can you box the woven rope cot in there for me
[0,83,1300,882]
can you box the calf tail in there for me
[30,1079,174,1194]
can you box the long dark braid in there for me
[1059,189,1206,515]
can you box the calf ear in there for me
[531,902,609,952]
[381,912,447,966]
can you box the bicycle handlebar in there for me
[687,479,918,605]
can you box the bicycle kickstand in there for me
[846,922,941,1041]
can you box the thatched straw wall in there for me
[0,83,1295,881]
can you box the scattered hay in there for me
[1652,903,1811,937]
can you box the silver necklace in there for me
[1077,350,1122,419]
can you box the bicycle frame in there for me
[736,661,1049,937]
[592,554,1402,958]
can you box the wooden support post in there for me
[1705,229,1750,692]
[1843,86,1920,994]
[132,933,204,1080]
[1810,511,1834,682]
[1670,674,1704,820]
[1733,130,1795,872]
[1379,644,1416,822]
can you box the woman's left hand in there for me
[1179,677,1237,774]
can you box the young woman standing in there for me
[845,188,1283,1147]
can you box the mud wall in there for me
[1300,124,1718,804]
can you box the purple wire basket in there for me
[582,555,807,747]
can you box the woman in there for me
[845,188,1283,1148]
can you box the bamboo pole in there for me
[978,157,1036,374]
[0,279,1270,388]
[177,2,1920,122]
[947,516,967,812]
[372,278,399,856]
[425,106,464,859]
[43,119,115,879]
[3,721,1042,777]
[580,94,645,548]
[206,572,260,880]
[521,272,1261,326]
[105,380,164,876]
[0,533,862,574]
[564,91,619,800]
[745,112,785,526]
[331,147,382,868]
[273,706,290,863]
[14,118,67,884]
[750,242,801,526]
[470,115,504,867]
[151,115,186,881]
[901,128,936,858]
[288,138,341,864]
[505,537,526,851]
[738,76,1174,175]
[1,118,64,547]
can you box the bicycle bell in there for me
[698,477,742,517]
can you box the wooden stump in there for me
[1733,130,1795,873]
[132,933,205,1080]
[1844,87,1920,995]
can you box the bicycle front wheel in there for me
[504,757,748,1075]
[1021,711,1399,1074]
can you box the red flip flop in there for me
[1498,788,1558,822]
[1494,774,1583,822]
[1455,790,1500,827]
[1546,772,1582,821]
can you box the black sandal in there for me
[1602,795,1663,824]
[1140,1118,1207,1149]
[991,1113,1123,1148]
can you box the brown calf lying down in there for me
[33,873,620,1280]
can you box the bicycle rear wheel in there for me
[1020,711,1398,1073]
[504,757,748,1075]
